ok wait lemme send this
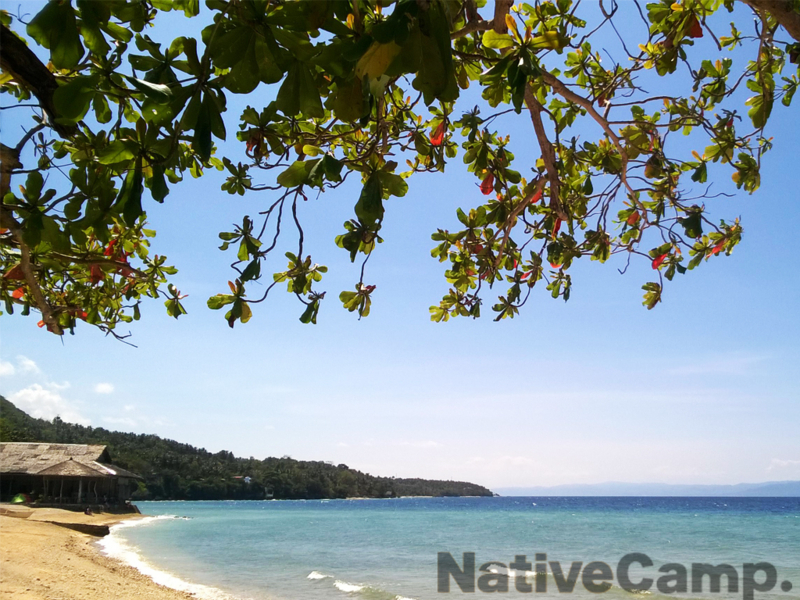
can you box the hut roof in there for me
[0,443,141,479]
[37,458,105,477]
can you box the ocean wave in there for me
[98,517,235,600]
[109,514,190,531]
[308,571,332,580]
[334,580,366,593]
[329,578,417,600]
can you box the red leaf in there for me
[529,189,542,204]
[480,173,495,195]
[710,240,725,256]
[37,320,45,328]
[652,253,669,269]
[104,239,117,256]
[3,264,25,280]
[627,211,640,226]
[549,262,562,269]
[11,287,25,299]
[90,264,105,285]
[552,218,562,239]
[521,272,531,280]
[688,16,703,38]
[430,122,446,147]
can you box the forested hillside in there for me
[0,398,492,500]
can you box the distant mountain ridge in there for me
[0,397,493,500]
[495,481,800,497]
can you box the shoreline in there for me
[0,507,198,600]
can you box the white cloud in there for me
[16,355,40,374]
[9,384,89,425]
[94,383,115,394]
[768,458,800,472]
[0,360,15,377]
[124,404,135,412]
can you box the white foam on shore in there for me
[97,516,237,600]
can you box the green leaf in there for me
[52,76,97,124]
[299,299,320,324]
[642,282,662,310]
[679,209,703,239]
[328,77,366,122]
[530,31,569,50]
[276,159,320,187]
[241,259,261,282]
[27,1,84,69]
[746,92,773,129]
[125,76,173,103]
[24,171,44,202]
[355,41,402,80]
[76,0,111,56]
[97,140,138,165]
[207,294,235,309]
[354,174,383,226]
[481,31,514,49]
[93,94,112,124]
[150,164,169,202]
[275,63,324,118]
[412,1,458,104]
[377,171,408,198]
[239,301,252,324]
[117,160,144,226]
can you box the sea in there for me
[97,497,800,600]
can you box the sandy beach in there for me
[0,507,193,600]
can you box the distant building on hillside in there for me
[0,442,142,510]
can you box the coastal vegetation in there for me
[0,397,493,500]
[2,1,799,337]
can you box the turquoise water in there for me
[100,498,800,600]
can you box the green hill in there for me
[0,397,492,500]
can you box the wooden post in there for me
[78,478,83,504]
[59,478,63,503]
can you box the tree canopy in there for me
[1,0,798,340]
[0,396,494,499]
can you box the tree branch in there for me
[739,0,800,42]
[50,253,147,278]
[493,0,514,34]
[541,72,637,200]
[451,19,493,39]
[450,0,512,40]
[1,142,64,334]
[0,24,75,138]
[0,210,63,335]
[523,85,568,220]
[493,177,547,271]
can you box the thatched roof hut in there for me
[0,443,142,507]
[0,443,110,473]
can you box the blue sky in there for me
[1,2,799,489]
